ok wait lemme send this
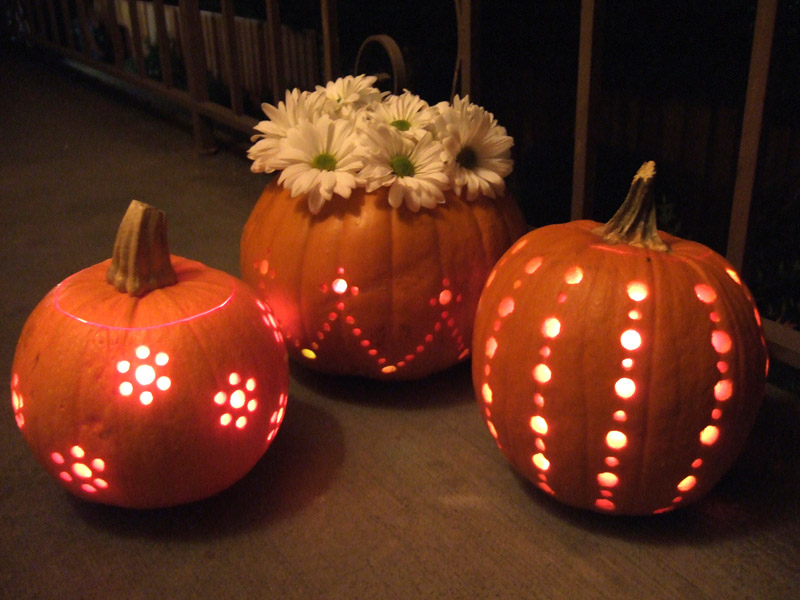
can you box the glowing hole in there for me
[51,452,65,465]
[717,361,729,373]
[246,378,257,392]
[382,366,398,374]
[155,352,169,366]
[94,478,108,489]
[692,458,703,469]
[220,413,233,426]
[614,378,636,399]
[486,421,498,439]
[135,345,150,359]
[510,238,528,254]
[135,365,156,386]
[81,484,97,493]
[597,472,619,487]
[247,399,257,412]
[533,393,544,407]
[605,456,619,467]
[714,379,733,401]
[621,358,634,370]
[481,383,493,404]
[542,317,561,338]
[606,431,627,450]
[535,438,546,451]
[259,259,269,275]
[711,408,722,420]
[71,446,85,459]
[595,499,615,511]
[710,312,721,323]
[230,390,246,409]
[530,416,548,435]
[119,382,133,396]
[235,416,247,429]
[214,391,228,405]
[524,257,543,274]
[229,373,241,386]
[628,309,642,320]
[700,425,719,445]
[726,268,742,284]
[620,330,642,351]
[497,297,515,317]
[156,376,171,391]
[139,391,153,405]
[564,266,584,284]
[677,475,697,492]
[533,364,552,384]
[116,360,130,374]
[613,410,627,422]
[627,281,649,301]
[301,348,317,360]
[539,346,551,358]
[332,278,348,294]
[91,458,105,471]
[72,463,92,479]
[711,330,732,354]
[694,284,717,304]
[439,290,452,306]
[532,453,550,471]
[60,472,73,482]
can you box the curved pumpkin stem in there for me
[593,161,669,252]
[106,200,178,296]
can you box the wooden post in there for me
[571,0,604,221]
[102,0,125,68]
[321,0,339,81]
[59,0,76,51]
[179,0,217,153]
[727,0,778,271]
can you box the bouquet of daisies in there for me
[248,74,514,214]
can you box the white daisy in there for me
[274,114,364,214]
[432,95,514,201]
[356,90,435,140]
[359,125,449,212]
[315,74,383,118]
[249,88,328,174]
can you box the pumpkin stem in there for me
[593,161,669,252]
[106,200,178,296]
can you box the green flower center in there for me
[390,155,415,177]
[390,119,412,132]
[456,146,478,170]
[312,152,337,171]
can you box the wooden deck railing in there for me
[14,0,800,374]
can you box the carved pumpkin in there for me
[241,179,526,380]
[472,162,768,515]
[11,201,289,508]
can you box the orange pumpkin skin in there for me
[241,179,527,380]
[472,220,768,515]
[11,256,289,508]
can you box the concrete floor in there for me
[2,45,800,600]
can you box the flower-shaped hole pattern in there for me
[117,345,171,406]
[51,445,109,495]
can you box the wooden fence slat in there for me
[571,0,604,220]
[727,0,778,270]
[179,0,216,152]
[152,0,174,85]
[125,0,146,75]
[58,0,76,50]
[220,0,244,114]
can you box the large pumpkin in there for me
[11,201,289,508]
[472,162,768,515]
[241,179,526,380]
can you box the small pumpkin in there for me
[241,179,526,380]
[472,162,768,515]
[11,201,289,508]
